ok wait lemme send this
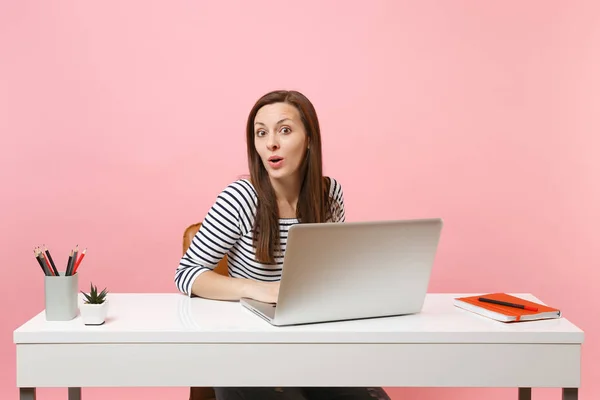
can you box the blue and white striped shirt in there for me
[175,177,346,297]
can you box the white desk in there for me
[13,293,584,400]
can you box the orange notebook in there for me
[453,293,561,322]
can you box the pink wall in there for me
[1,1,598,399]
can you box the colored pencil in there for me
[65,250,74,276]
[72,248,87,274]
[33,249,48,275]
[43,245,60,276]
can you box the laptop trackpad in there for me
[242,298,276,320]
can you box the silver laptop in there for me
[241,218,443,326]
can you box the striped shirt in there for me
[174,177,346,297]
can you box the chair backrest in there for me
[182,222,229,276]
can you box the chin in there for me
[266,169,293,181]
[267,171,287,180]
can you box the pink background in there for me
[1,1,598,399]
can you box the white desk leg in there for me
[563,388,578,400]
[518,388,531,400]
[68,387,81,400]
[19,388,36,400]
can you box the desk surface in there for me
[13,293,584,345]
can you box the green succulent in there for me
[81,283,108,304]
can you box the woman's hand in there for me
[245,280,280,304]
[190,271,281,303]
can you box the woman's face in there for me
[253,102,308,183]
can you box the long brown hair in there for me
[246,90,332,264]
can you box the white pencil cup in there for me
[44,272,79,321]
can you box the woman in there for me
[175,90,390,400]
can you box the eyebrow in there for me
[254,118,292,127]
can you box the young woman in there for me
[175,90,390,400]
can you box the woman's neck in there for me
[270,176,301,219]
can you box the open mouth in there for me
[268,157,284,168]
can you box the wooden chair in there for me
[182,222,229,400]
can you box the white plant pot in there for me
[80,300,108,325]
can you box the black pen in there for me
[478,297,538,312]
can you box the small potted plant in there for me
[80,283,109,325]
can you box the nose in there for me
[266,133,280,151]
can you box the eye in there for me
[281,126,291,134]
[255,130,266,137]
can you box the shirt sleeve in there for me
[328,177,346,223]
[174,180,253,297]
